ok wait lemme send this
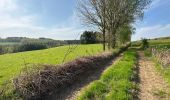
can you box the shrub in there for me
[17,42,47,52]
[80,31,102,44]
[141,38,149,49]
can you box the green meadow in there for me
[0,44,103,86]
[131,38,170,47]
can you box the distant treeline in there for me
[150,36,170,40]
[0,37,80,54]
[0,31,105,54]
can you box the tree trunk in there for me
[108,31,111,50]
[112,33,116,48]
[102,28,106,51]
[111,28,117,48]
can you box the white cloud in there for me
[0,0,37,29]
[132,24,170,41]
[0,26,83,40]
[0,0,18,12]
[0,0,83,40]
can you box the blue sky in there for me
[0,0,169,40]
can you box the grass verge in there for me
[77,50,137,100]
[153,59,170,84]
[144,46,170,85]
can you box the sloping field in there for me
[0,44,103,86]
[131,38,170,47]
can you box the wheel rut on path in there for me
[138,51,170,100]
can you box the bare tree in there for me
[77,0,151,49]
[77,0,108,51]
[105,0,151,48]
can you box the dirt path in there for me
[66,55,122,100]
[49,54,122,100]
[138,51,170,100]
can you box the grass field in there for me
[78,50,137,100]
[0,44,103,87]
[149,39,170,45]
[131,38,170,47]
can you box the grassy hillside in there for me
[0,44,103,86]
[131,37,170,47]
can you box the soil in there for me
[138,51,170,100]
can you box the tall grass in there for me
[78,50,137,100]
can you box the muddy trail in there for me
[47,54,122,100]
[138,51,170,100]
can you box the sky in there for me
[0,0,169,41]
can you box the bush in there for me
[80,31,102,44]
[17,42,47,52]
[141,38,149,49]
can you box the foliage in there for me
[0,37,82,54]
[78,50,137,100]
[80,31,102,44]
[78,0,151,49]
[16,42,47,52]
[0,37,25,42]
[116,25,134,46]
[141,38,149,49]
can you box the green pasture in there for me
[0,44,103,86]
[131,38,170,47]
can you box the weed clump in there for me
[141,38,149,49]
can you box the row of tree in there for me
[78,0,151,50]
[80,31,102,44]
[0,37,82,54]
